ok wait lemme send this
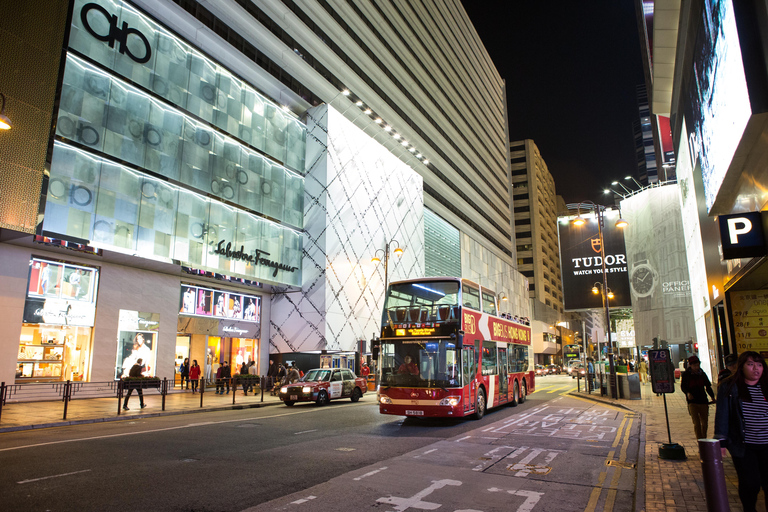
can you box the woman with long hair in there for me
[714,351,768,512]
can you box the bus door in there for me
[462,346,475,414]
[498,347,508,402]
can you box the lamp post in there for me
[572,201,627,399]
[371,239,403,295]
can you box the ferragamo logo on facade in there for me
[81,2,152,64]
[214,241,298,277]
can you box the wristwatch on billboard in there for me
[630,255,657,308]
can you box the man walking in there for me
[123,358,147,411]
[681,355,715,439]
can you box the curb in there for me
[0,400,284,434]
[566,391,635,411]
[634,410,646,512]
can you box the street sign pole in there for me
[649,348,686,460]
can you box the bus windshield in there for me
[380,339,461,388]
[383,281,460,325]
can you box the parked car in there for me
[535,364,547,377]
[278,368,367,406]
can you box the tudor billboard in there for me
[557,209,631,311]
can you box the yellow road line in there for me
[584,449,614,512]
[547,385,575,394]
[604,417,635,511]
[530,384,559,392]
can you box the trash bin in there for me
[627,373,641,399]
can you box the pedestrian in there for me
[247,360,257,392]
[267,359,278,390]
[277,364,287,385]
[714,351,768,512]
[718,353,739,384]
[241,361,250,395]
[638,359,648,384]
[220,360,231,394]
[681,355,716,440]
[587,357,596,390]
[179,357,190,390]
[189,359,201,393]
[286,364,300,384]
[215,364,224,394]
[361,362,370,378]
[123,358,147,410]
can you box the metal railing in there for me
[0,376,283,424]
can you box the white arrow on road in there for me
[377,479,461,511]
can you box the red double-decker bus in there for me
[377,277,534,419]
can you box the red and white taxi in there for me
[278,368,367,406]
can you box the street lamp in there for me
[371,239,403,294]
[624,175,643,189]
[572,201,628,399]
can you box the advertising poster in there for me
[615,319,636,349]
[730,290,768,357]
[558,210,631,310]
[620,185,696,347]
[179,285,260,323]
[115,309,159,379]
[24,258,99,327]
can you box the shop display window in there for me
[179,284,261,323]
[16,324,92,382]
[230,338,257,369]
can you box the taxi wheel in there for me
[284,400,295,406]
[316,390,329,406]
[474,389,486,420]
[351,388,362,402]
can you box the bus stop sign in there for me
[649,349,675,394]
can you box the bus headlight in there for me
[303,386,312,393]
[438,396,461,406]
[280,387,288,394]
[379,395,392,404]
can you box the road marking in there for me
[584,450,613,512]
[18,469,91,484]
[488,487,543,512]
[377,478,461,511]
[604,417,635,511]
[294,429,317,435]
[454,435,472,442]
[503,446,564,477]
[353,466,388,481]
[0,407,337,452]
[290,495,316,504]
[547,385,574,393]
[414,448,438,458]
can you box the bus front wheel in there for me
[474,389,486,420]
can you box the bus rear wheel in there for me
[474,389,486,420]
[519,381,527,404]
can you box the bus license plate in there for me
[290,395,298,401]
[405,410,424,416]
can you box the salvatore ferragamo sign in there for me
[214,240,298,277]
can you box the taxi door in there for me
[329,370,343,398]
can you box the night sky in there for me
[461,1,646,205]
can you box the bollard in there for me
[0,381,5,423]
[199,377,204,408]
[162,377,168,411]
[261,376,265,402]
[62,380,72,420]
[117,380,123,415]
[576,372,581,392]
[699,439,730,511]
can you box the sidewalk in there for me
[571,381,760,512]
[0,386,284,433]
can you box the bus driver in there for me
[398,355,419,376]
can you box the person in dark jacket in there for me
[219,361,231,394]
[680,355,715,440]
[179,357,190,390]
[123,358,147,410]
[240,362,250,395]
[718,353,739,384]
[715,351,768,512]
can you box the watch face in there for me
[631,266,655,296]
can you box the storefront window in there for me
[230,338,257,369]
[115,310,159,379]
[18,258,99,382]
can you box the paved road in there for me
[0,376,639,512]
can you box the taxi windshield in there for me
[303,369,331,382]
